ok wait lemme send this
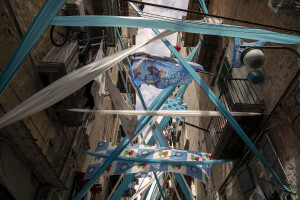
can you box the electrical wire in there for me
[76,0,295,37]
[121,0,300,34]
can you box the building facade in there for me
[0,0,136,199]
[173,0,299,199]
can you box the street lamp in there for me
[240,46,300,69]
[240,45,300,99]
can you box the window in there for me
[238,135,289,199]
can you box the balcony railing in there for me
[207,79,265,159]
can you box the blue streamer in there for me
[154,172,166,200]
[51,16,300,44]
[73,86,176,200]
[82,151,233,165]
[199,0,209,16]
[0,0,66,95]
[111,173,136,200]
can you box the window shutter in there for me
[258,135,289,186]
[237,164,255,200]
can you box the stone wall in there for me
[180,0,300,199]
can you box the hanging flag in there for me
[130,52,204,89]
[83,142,212,184]
[105,72,138,143]
[162,97,188,121]
[230,38,266,69]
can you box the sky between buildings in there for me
[134,0,189,110]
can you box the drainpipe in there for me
[59,126,82,180]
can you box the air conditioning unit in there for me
[65,0,85,16]
[268,0,296,15]
[36,186,62,200]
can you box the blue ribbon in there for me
[51,15,300,44]
[0,0,65,95]
[199,0,209,16]
[73,86,176,200]
[82,151,233,165]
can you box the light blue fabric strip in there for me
[199,0,209,15]
[109,89,173,200]
[186,41,201,62]
[51,16,300,44]
[137,172,148,191]
[129,17,291,193]
[110,173,136,200]
[0,0,66,95]
[150,175,160,200]
[143,185,151,200]
[82,151,233,165]
[73,86,176,200]
[154,172,166,200]
[169,38,291,194]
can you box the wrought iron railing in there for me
[206,79,263,149]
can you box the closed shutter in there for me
[258,135,289,186]
[237,164,256,200]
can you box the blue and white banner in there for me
[84,142,212,184]
[162,97,188,121]
[230,38,266,69]
[130,52,204,89]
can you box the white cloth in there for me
[105,72,137,142]
[68,109,263,117]
[91,40,106,110]
[0,30,175,128]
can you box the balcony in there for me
[207,79,265,159]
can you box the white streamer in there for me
[0,30,175,128]
[68,109,263,117]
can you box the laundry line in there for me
[68,109,265,117]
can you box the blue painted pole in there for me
[0,0,66,95]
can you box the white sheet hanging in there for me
[91,40,106,110]
[0,30,175,129]
[105,72,137,142]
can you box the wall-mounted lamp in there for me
[240,46,300,69]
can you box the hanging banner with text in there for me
[130,52,204,89]
[83,142,212,184]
